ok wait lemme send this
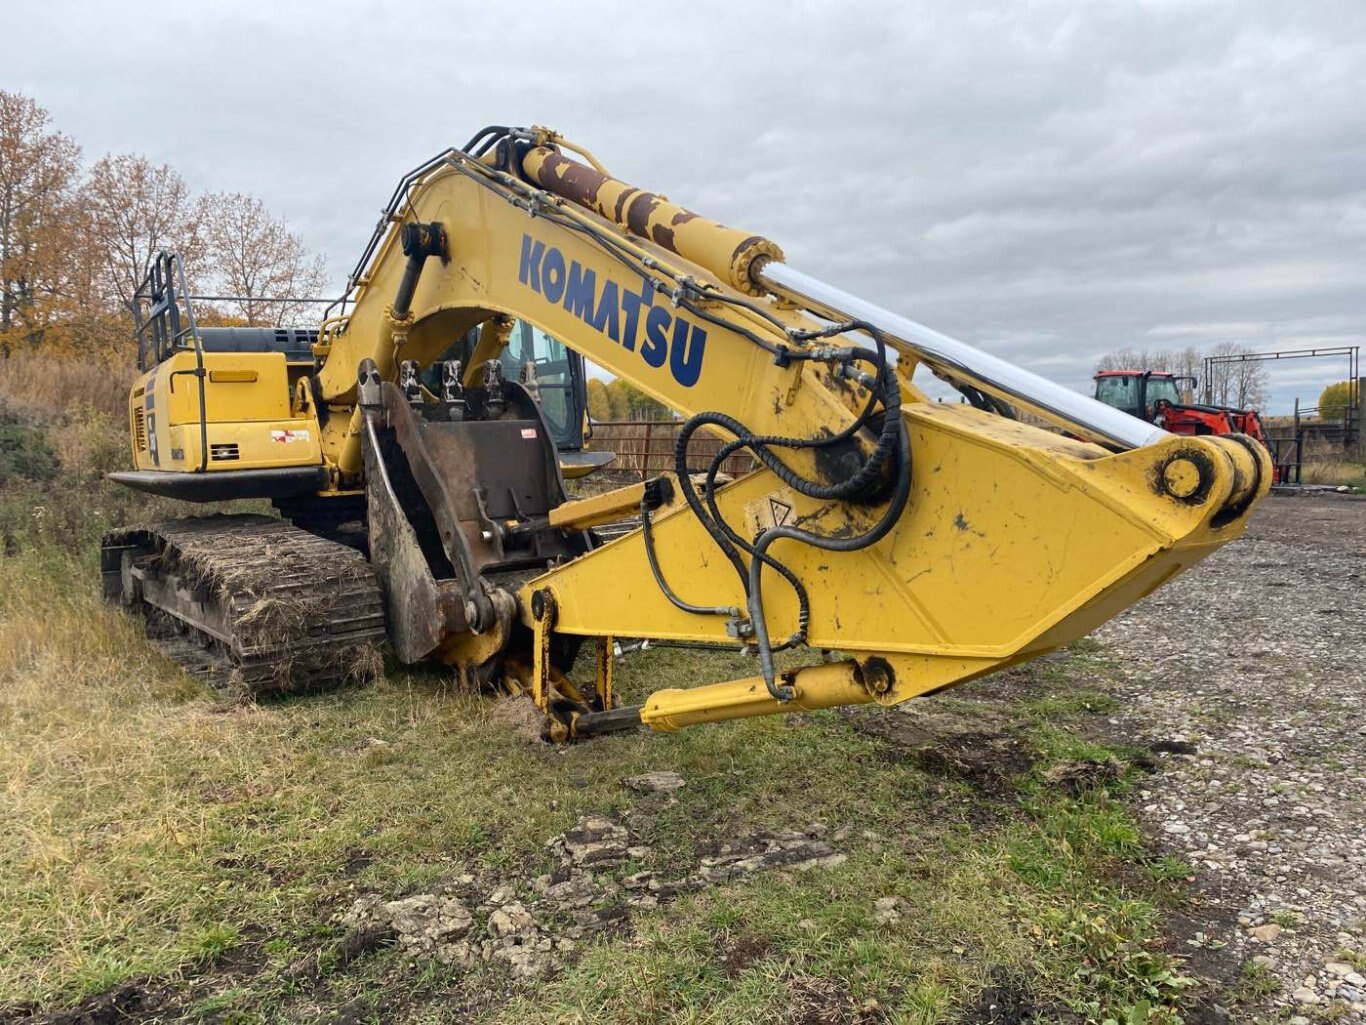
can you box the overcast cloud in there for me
[7,0,1364,410]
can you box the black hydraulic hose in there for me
[751,416,912,699]
[958,382,1017,420]
[461,125,511,157]
[703,343,909,700]
[677,352,899,505]
[669,328,907,670]
[668,428,754,610]
[640,496,737,617]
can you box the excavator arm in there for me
[302,125,1267,740]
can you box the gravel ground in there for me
[1097,495,1366,1021]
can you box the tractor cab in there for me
[1094,370,1193,423]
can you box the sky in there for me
[7,0,1364,412]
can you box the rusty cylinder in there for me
[520,147,782,296]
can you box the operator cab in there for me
[1094,371,1189,422]
[1143,375,1183,409]
[1093,372,1144,418]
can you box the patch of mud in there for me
[849,701,1035,793]
[340,813,845,979]
[959,969,1044,1023]
[5,979,181,1025]
[721,934,772,978]
[486,695,546,743]
[787,976,887,1024]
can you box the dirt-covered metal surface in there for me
[1097,495,1366,1019]
[102,515,386,697]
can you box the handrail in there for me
[131,251,210,471]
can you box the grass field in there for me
[0,377,1252,1023]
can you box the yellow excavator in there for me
[101,125,1269,740]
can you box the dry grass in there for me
[0,541,1200,1023]
[1297,438,1366,487]
[0,353,135,422]
[0,401,1207,1022]
[1301,460,1366,486]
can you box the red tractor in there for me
[1093,369,1283,483]
[1093,369,1272,445]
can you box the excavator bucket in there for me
[357,361,589,679]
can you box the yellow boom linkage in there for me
[307,127,1266,739]
[111,126,1269,740]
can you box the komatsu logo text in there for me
[518,235,706,388]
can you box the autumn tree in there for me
[586,377,612,421]
[199,192,328,327]
[85,153,204,315]
[620,380,672,418]
[0,91,80,354]
[588,379,671,420]
[1317,380,1357,422]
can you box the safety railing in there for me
[131,252,210,471]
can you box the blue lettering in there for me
[518,243,704,384]
[593,280,620,343]
[641,306,670,368]
[619,282,650,352]
[542,248,566,304]
[518,235,544,292]
[563,261,596,320]
[670,320,706,388]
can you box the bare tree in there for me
[85,153,203,312]
[199,192,329,326]
[1170,345,1200,379]
[0,91,80,351]
[1095,347,1173,373]
[1168,345,1202,401]
[1203,343,1268,409]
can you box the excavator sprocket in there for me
[101,515,386,697]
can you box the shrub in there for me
[0,412,58,483]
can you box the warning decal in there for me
[271,429,311,444]
[744,488,800,536]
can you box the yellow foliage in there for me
[1317,380,1355,422]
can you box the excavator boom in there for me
[104,126,1269,739]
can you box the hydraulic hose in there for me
[640,496,737,618]
[750,417,912,698]
[665,324,911,697]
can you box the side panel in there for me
[131,350,321,473]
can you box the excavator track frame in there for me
[101,516,386,697]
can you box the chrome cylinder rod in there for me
[756,262,1167,451]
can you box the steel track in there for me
[102,515,386,697]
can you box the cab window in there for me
[1095,375,1141,417]
[500,322,582,449]
[1146,377,1182,407]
